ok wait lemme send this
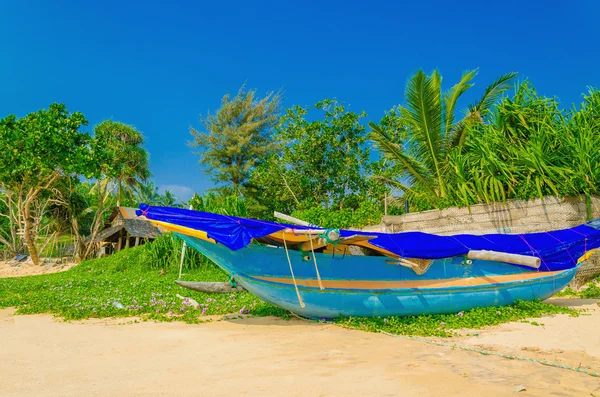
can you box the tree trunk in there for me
[22,201,40,265]
[82,179,111,260]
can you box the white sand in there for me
[1,299,599,397]
[0,259,76,278]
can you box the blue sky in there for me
[1,1,599,201]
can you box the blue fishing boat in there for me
[136,204,600,318]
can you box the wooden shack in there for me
[94,207,161,255]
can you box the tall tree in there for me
[369,69,516,209]
[0,104,92,265]
[190,85,282,192]
[159,190,177,206]
[69,121,151,259]
[249,99,386,212]
[93,120,150,206]
[134,180,162,205]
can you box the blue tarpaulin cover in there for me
[137,204,600,271]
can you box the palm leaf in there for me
[444,69,477,138]
[369,175,420,196]
[470,72,518,115]
[369,122,438,197]
[450,72,518,148]
[401,70,446,196]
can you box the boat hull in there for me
[178,234,578,318]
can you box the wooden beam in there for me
[175,280,246,293]
[283,228,326,235]
[134,237,140,247]
[274,212,312,226]
[467,250,541,268]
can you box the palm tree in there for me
[134,180,162,205]
[94,121,150,206]
[370,69,516,208]
[159,190,177,206]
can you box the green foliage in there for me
[133,180,179,207]
[138,192,250,273]
[291,200,383,228]
[0,245,579,331]
[249,99,388,215]
[0,246,285,322]
[92,120,150,182]
[92,120,150,206]
[188,192,248,217]
[442,84,600,209]
[0,103,93,187]
[190,85,282,191]
[337,299,577,337]
[372,71,600,212]
[557,279,600,299]
[579,281,600,299]
[0,104,95,263]
[370,69,517,210]
[141,232,214,272]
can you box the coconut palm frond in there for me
[369,175,419,196]
[449,72,517,148]
[469,72,518,117]
[444,69,478,138]
[369,123,438,197]
[401,70,446,196]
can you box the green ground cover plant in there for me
[556,279,600,299]
[336,299,576,337]
[0,240,580,336]
[0,245,287,323]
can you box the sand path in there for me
[0,260,76,278]
[1,300,600,397]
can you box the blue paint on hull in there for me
[178,234,578,318]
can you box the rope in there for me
[319,228,340,245]
[377,330,600,378]
[288,315,600,378]
[545,232,577,266]
[571,228,588,262]
[518,234,550,271]
[307,230,324,290]
[282,232,305,308]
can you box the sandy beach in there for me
[0,259,76,279]
[1,299,599,397]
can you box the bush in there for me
[292,201,383,229]
[141,233,217,273]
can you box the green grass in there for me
[0,243,582,335]
[0,245,287,323]
[556,279,600,299]
[335,299,577,337]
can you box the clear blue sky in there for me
[1,1,598,201]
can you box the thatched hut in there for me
[94,207,161,255]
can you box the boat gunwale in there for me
[240,267,576,293]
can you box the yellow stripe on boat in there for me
[252,270,564,290]
[148,219,216,244]
[578,248,598,264]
